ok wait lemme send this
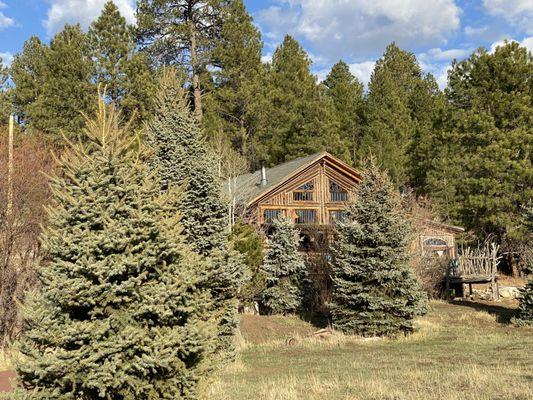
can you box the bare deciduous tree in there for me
[0,130,55,346]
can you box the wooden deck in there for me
[446,245,500,301]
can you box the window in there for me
[329,210,347,224]
[329,180,348,202]
[293,181,314,201]
[422,237,450,258]
[263,209,283,223]
[295,209,317,224]
[423,238,448,246]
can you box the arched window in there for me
[423,238,448,247]
[293,181,314,201]
[329,180,348,202]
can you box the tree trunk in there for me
[189,20,203,122]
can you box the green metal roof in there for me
[227,152,327,206]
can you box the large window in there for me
[295,209,317,224]
[263,209,283,223]
[329,180,348,202]
[329,210,347,224]
[293,181,314,201]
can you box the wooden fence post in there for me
[7,114,14,219]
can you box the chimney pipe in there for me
[260,160,268,187]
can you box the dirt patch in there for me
[239,314,316,344]
[0,370,15,393]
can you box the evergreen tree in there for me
[208,0,267,164]
[361,43,441,187]
[514,204,533,325]
[10,36,47,126]
[145,68,247,363]
[330,161,427,336]
[427,42,532,241]
[136,0,227,121]
[323,60,364,164]
[13,25,95,140]
[260,35,347,165]
[262,216,306,315]
[230,220,266,307]
[11,99,215,400]
[89,1,156,127]
[0,56,11,123]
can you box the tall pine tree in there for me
[88,1,156,127]
[262,216,306,315]
[323,60,364,164]
[361,43,441,187]
[28,25,95,140]
[10,36,48,127]
[145,68,247,363]
[427,42,532,243]
[330,161,427,336]
[136,0,228,121]
[11,98,215,400]
[208,0,267,164]
[260,35,347,165]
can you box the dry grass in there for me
[201,301,533,400]
[0,349,13,372]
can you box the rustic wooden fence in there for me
[446,243,500,300]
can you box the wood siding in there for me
[249,159,360,226]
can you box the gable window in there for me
[295,209,317,224]
[329,210,347,224]
[293,181,314,201]
[422,237,450,257]
[329,180,348,202]
[263,209,283,223]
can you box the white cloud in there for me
[483,0,533,34]
[44,0,136,36]
[0,1,14,29]
[490,36,533,53]
[0,51,13,66]
[258,0,461,61]
[424,47,471,61]
[464,25,488,36]
[348,61,376,87]
[261,53,273,63]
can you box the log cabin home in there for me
[229,151,463,256]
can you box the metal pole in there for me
[7,114,13,219]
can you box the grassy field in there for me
[202,301,533,400]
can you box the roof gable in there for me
[231,152,361,207]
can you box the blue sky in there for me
[0,0,531,88]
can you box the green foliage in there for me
[136,0,228,119]
[323,60,364,164]
[88,1,156,127]
[0,56,11,123]
[262,216,306,315]
[11,100,215,400]
[13,25,96,140]
[361,43,442,187]
[427,42,533,241]
[259,35,347,165]
[207,0,267,162]
[146,69,247,363]
[330,161,427,336]
[230,220,266,306]
[146,69,228,254]
[514,280,533,326]
[10,36,47,124]
[513,204,533,325]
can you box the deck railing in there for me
[449,243,499,278]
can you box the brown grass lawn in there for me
[201,301,533,400]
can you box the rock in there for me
[498,286,522,299]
